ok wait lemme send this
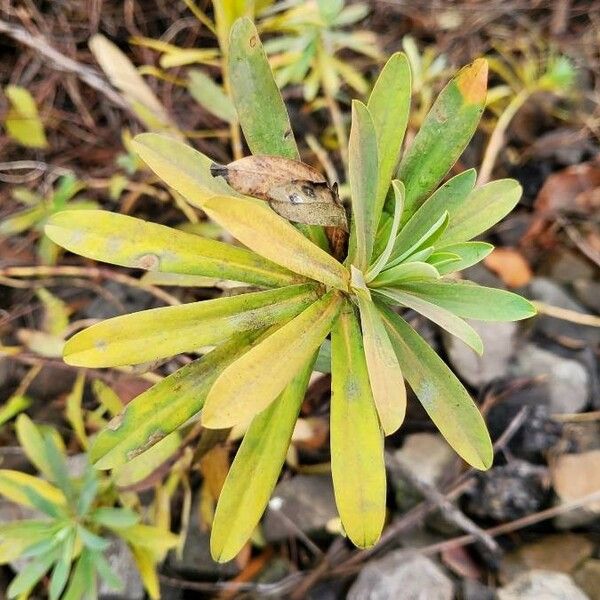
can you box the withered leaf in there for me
[211,155,348,230]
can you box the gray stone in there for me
[347,551,453,600]
[262,475,337,542]
[445,320,517,387]
[573,280,600,314]
[528,278,600,344]
[497,570,590,600]
[99,538,144,600]
[511,344,589,413]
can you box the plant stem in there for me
[478,88,530,185]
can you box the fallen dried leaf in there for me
[484,247,533,287]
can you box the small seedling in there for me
[45,19,535,561]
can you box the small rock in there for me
[347,551,453,600]
[99,538,144,600]
[262,475,337,542]
[573,280,600,314]
[466,460,549,521]
[575,560,600,600]
[541,250,596,284]
[511,343,589,414]
[66,453,89,478]
[445,320,518,388]
[500,534,594,583]
[528,277,600,344]
[551,450,600,529]
[462,579,495,600]
[497,570,590,600]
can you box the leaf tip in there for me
[456,58,488,104]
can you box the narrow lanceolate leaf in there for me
[379,304,492,469]
[367,181,404,281]
[199,195,349,290]
[437,179,522,246]
[397,59,488,219]
[210,357,314,562]
[202,291,342,428]
[367,53,411,213]
[372,262,440,288]
[132,132,238,203]
[63,284,319,367]
[330,304,386,547]
[229,18,299,159]
[188,69,237,123]
[398,280,537,321]
[348,101,379,270]
[91,330,265,469]
[391,169,476,261]
[45,209,299,288]
[376,288,483,354]
[435,242,494,275]
[0,470,66,508]
[356,296,406,435]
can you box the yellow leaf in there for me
[0,470,66,509]
[4,85,47,148]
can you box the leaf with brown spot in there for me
[211,155,347,229]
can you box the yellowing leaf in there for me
[330,304,385,547]
[210,358,313,562]
[380,304,493,470]
[355,293,406,435]
[64,283,318,367]
[65,372,88,449]
[199,195,349,290]
[15,415,56,480]
[202,291,342,428]
[0,470,66,509]
[4,85,47,148]
[45,209,299,288]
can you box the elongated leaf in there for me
[210,357,314,562]
[118,524,179,558]
[46,209,299,288]
[391,169,476,260]
[0,470,66,508]
[372,261,440,288]
[367,53,411,214]
[0,205,47,236]
[435,242,494,275]
[7,549,56,598]
[0,521,58,565]
[188,69,237,123]
[437,179,522,246]
[427,252,461,269]
[376,288,483,354]
[229,18,299,159]
[380,304,492,469]
[399,280,537,321]
[4,85,48,148]
[367,181,404,281]
[91,507,140,529]
[330,304,385,547]
[348,100,379,270]
[66,372,88,448]
[91,330,265,469]
[355,296,406,435]
[15,415,55,480]
[63,283,319,367]
[397,60,488,218]
[198,195,349,290]
[203,291,342,428]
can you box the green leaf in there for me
[210,357,314,562]
[376,287,483,354]
[91,330,264,469]
[367,180,404,281]
[367,53,411,213]
[94,551,123,592]
[45,209,299,289]
[355,294,406,435]
[372,261,440,288]
[202,291,343,428]
[427,252,461,269]
[63,283,319,367]
[380,304,492,469]
[0,470,66,509]
[348,100,379,270]
[437,179,523,246]
[92,380,123,417]
[62,549,95,600]
[77,526,110,551]
[399,280,537,321]
[49,531,75,600]
[7,548,56,598]
[229,17,299,159]
[0,205,47,236]
[188,69,237,123]
[198,195,349,290]
[4,85,48,148]
[391,169,476,260]
[0,521,58,565]
[0,394,30,427]
[397,59,488,218]
[15,415,58,481]
[435,242,494,275]
[91,507,140,529]
[330,303,385,547]
[118,524,179,559]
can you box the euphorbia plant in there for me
[45,18,535,561]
